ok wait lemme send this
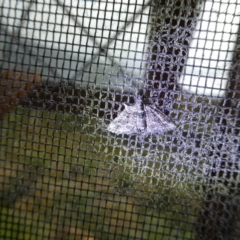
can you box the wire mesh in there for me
[0,0,240,239]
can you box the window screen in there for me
[0,0,240,239]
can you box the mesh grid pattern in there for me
[0,0,240,239]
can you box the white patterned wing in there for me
[107,101,146,135]
[144,105,175,134]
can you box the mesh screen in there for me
[0,0,240,239]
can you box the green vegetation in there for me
[0,107,202,240]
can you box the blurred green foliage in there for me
[0,107,202,240]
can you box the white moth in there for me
[107,98,175,135]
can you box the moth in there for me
[107,98,175,135]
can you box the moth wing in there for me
[144,105,175,134]
[108,103,146,135]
